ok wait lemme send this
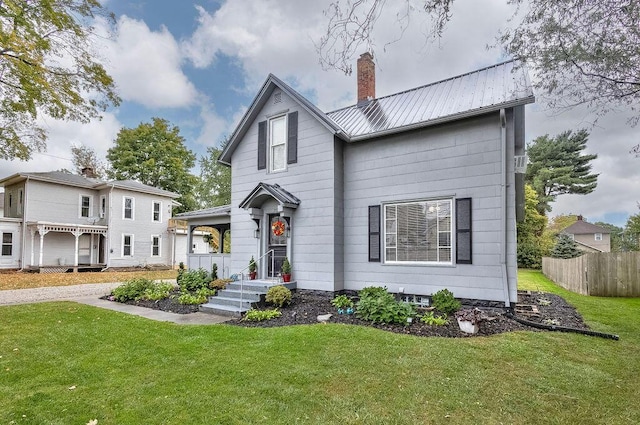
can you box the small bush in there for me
[431,289,461,315]
[243,308,281,322]
[211,263,218,280]
[209,278,233,290]
[356,286,416,325]
[420,311,450,326]
[331,294,354,310]
[142,282,175,301]
[178,287,216,305]
[177,262,185,283]
[112,278,156,302]
[178,268,210,292]
[265,285,292,307]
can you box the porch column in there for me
[72,229,83,267]
[29,228,36,267]
[37,225,49,267]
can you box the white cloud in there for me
[98,16,198,108]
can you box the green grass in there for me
[1,270,638,424]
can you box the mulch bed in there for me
[104,288,591,338]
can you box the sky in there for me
[1,0,638,227]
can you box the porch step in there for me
[199,280,297,317]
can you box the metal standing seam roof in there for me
[326,60,535,141]
[239,182,301,209]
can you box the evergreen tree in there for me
[525,130,598,214]
[551,234,583,259]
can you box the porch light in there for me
[254,229,260,239]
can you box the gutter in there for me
[500,109,510,307]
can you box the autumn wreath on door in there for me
[271,220,285,236]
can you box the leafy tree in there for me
[106,118,198,213]
[551,234,583,259]
[546,214,579,236]
[517,184,552,268]
[0,0,120,161]
[525,130,598,214]
[194,146,231,208]
[318,0,640,123]
[625,205,640,251]
[71,144,106,178]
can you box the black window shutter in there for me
[456,198,472,264]
[287,111,298,164]
[257,120,267,170]
[368,205,381,262]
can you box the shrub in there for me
[177,262,185,283]
[178,287,215,305]
[142,282,175,301]
[281,257,291,274]
[209,278,233,290]
[265,285,292,307]
[431,289,461,315]
[356,286,416,325]
[420,311,450,326]
[331,294,354,310]
[243,308,281,322]
[112,278,156,302]
[178,268,210,292]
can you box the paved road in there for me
[0,282,229,325]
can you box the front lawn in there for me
[0,269,177,290]
[0,270,638,424]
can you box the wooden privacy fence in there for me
[542,252,640,297]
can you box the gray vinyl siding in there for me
[229,89,340,291]
[107,189,173,267]
[19,181,98,224]
[343,111,518,303]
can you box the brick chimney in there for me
[357,52,375,104]
[81,167,95,178]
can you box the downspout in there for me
[500,109,510,307]
[19,176,30,271]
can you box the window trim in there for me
[152,201,162,223]
[79,195,92,218]
[122,234,134,257]
[382,198,454,266]
[123,196,134,220]
[151,235,161,257]
[1,232,12,256]
[268,114,287,173]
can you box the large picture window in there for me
[269,115,287,172]
[384,199,452,264]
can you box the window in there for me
[123,196,134,219]
[151,235,160,256]
[122,234,133,257]
[1,233,12,256]
[100,195,106,218]
[17,189,23,215]
[80,195,91,218]
[269,115,287,172]
[152,201,161,222]
[383,199,452,264]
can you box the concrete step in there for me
[199,303,248,317]
[208,296,253,309]
[217,289,262,302]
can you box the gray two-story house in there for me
[183,54,534,309]
[0,170,180,271]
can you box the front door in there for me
[268,214,287,277]
[78,234,91,264]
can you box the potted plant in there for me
[454,308,483,334]
[331,294,354,314]
[281,257,292,282]
[248,256,257,280]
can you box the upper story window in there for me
[80,195,91,218]
[152,201,161,222]
[269,115,287,172]
[123,196,134,220]
[595,233,603,241]
[100,195,106,218]
[17,189,23,215]
[383,199,453,264]
[1,233,12,256]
